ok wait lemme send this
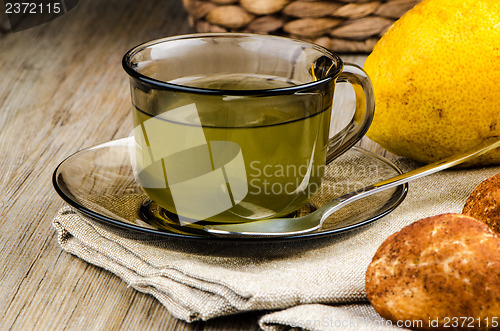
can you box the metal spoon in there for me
[204,137,500,236]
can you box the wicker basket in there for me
[182,0,421,53]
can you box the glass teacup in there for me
[123,33,374,224]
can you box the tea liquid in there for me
[133,73,331,223]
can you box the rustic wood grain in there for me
[0,0,387,330]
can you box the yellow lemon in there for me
[364,0,500,166]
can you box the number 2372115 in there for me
[5,2,62,14]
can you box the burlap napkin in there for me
[53,155,500,330]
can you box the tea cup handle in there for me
[326,62,375,164]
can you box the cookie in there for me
[463,172,500,234]
[366,213,500,330]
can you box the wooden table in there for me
[0,0,383,329]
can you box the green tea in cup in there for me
[123,33,374,224]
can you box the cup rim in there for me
[122,33,343,96]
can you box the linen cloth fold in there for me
[53,157,500,330]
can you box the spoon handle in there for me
[204,137,500,236]
[318,136,500,223]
